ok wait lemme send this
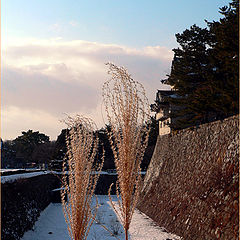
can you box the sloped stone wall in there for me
[138,115,239,240]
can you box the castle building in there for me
[151,90,178,136]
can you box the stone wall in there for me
[138,115,239,240]
[1,174,60,240]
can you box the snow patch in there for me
[21,195,181,240]
[1,171,54,184]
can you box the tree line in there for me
[1,117,158,170]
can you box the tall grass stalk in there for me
[61,115,103,240]
[102,63,150,240]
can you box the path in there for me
[21,195,181,240]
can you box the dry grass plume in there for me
[102,63,150,240]
[61,115,103,240]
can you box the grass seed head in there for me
[103,63,150,239]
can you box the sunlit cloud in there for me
[2,38,173,140]
[1,106,65,140]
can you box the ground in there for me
[21,195,181,240]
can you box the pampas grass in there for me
[61,115,103,240]
[102,63,150,240]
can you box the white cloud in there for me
[1,106,65,140]
[2,38,173,140]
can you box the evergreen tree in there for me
[96,126,115,170]
[52,129,69,160]
[206,0,239,118]
[161,0,239,129]
[1,140,16,168]
[142,117,159,170]
[13,130,50,164]
[32,141,56,165]
[162,25,214,128]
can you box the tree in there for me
[52,129,69,160]
[1,140,16,168]
[95,126,115,170]
[162,25,215,129]
[13,130,50,164]
[142,117,159,170]
[32,141,56,165]
[206,0,239,118]
[161,0,239,129]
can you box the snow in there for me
[52,187,65,192]
[0,169,23,173]
[1,170,144,184]
[1,171,53,184]
[0,168,43,173]
[21,195,181,240]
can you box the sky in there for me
[2,0,230,140]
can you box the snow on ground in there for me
[0,168,44,173]
[0,169,23,173]
[1,171,52,184]
[21,195,181,240]
[1,171,144,184]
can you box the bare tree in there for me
[61,115,103,240]
[102,63,150,240]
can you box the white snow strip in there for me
[1,171,54,184]
[0,169,23,173]
[21,195,181,240]
[0,168,44,172]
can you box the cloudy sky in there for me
[2,0,230,140]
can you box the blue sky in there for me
[3,0,230,48]
[2,0,231,140]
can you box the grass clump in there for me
[61,115,103,240]
[103,63,150,240]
